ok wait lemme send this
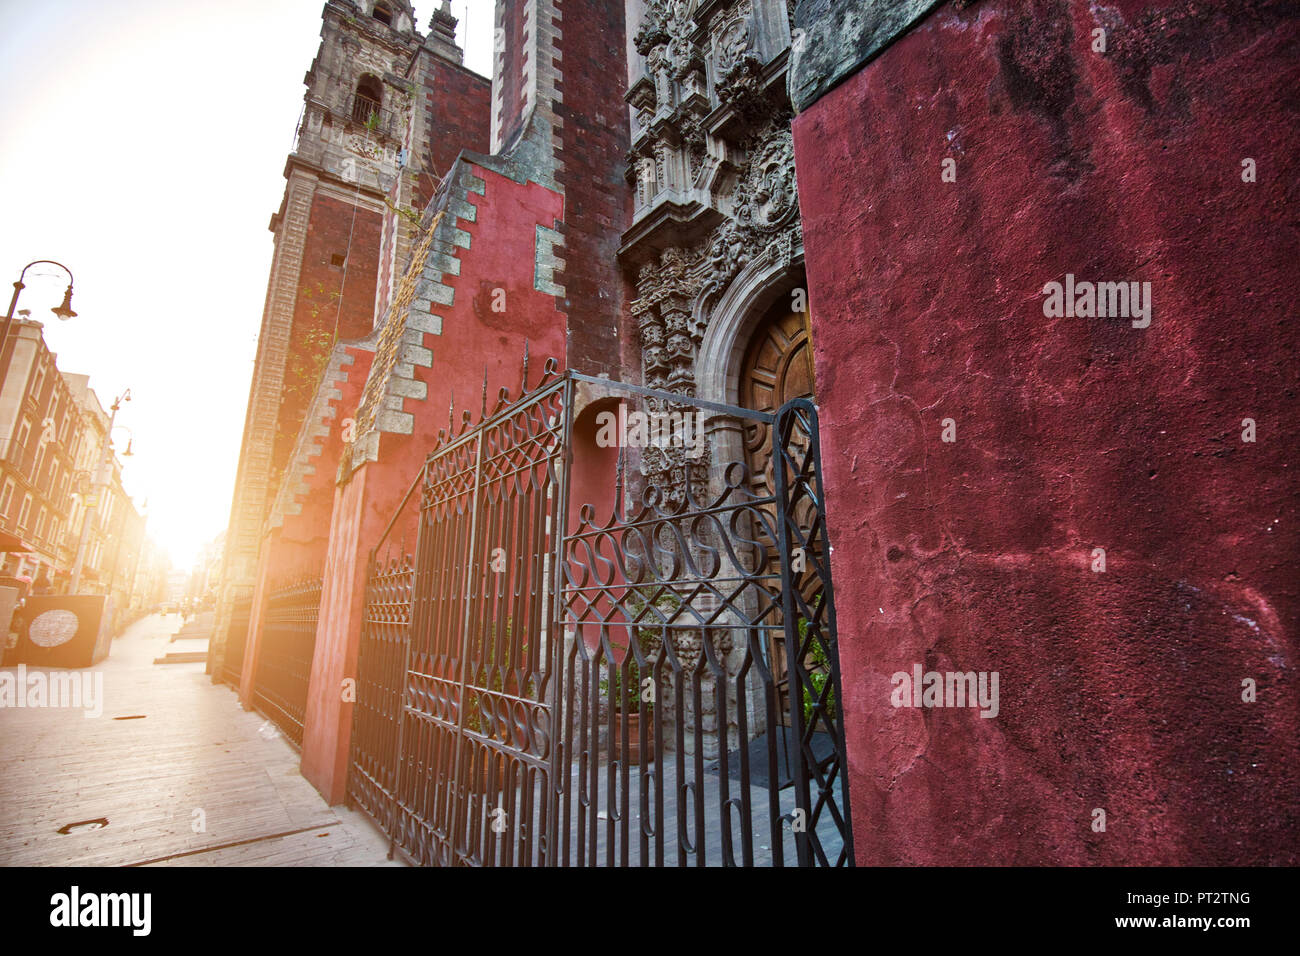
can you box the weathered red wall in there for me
[553,0,632,377]
[300,161,571,803]
[278,344,375,570]
[272,195,381,484]
[416,57,492,207]
[300,469,370,800]
[793,0,1299,864]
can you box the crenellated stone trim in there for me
[266,343,362,530]
[346,159,489,473]
[535,222,566,297]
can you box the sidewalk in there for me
[0,613,402,866]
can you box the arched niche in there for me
[694,244,807,497]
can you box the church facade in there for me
[213,0,1299,866]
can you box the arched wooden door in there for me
[740,306,816,727]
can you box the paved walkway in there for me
[0,613,401,866]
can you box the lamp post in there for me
[69,388,129,594]
[1,260,77,391]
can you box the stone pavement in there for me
[0,612,403,867]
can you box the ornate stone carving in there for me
[748,131,798,229]
[715,16,752,75]
[623,0,799,760]
[699,123,799,305]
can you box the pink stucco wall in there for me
[793,0,1298,864]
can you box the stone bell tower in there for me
[211,0,425,673]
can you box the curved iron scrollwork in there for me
[348,370,853,866]
[772,398,852,866]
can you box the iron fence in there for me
[347,364,852,866]
[349,555,415,830]
[252,574,323,748]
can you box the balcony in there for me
[347,94,402,141]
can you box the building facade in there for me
[214,0,491,662]
[0,321,82,584]
[214,0,1299,866]
[0,323,152,625]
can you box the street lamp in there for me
[69,388,130,594]
[111,425,134,458]
[0,260,77,391]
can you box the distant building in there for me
[0,322,156,621]
[0,320,84,585]
[187,531,224,606]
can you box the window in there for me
[371,3,393,26]
[330,253,346,268]
[0,479,14,518]
[17,495,32,530]
[34,508,46,540]
[352,74,383,125]
[14,419,30,461]
[30,363,46,402]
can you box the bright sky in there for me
[0,0,494,571]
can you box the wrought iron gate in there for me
[348,365,852,866]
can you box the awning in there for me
[0,531,29,553]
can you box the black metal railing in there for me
[252,574,323,748]
[349,94,402,140]
[348,554,414,830]
[347,364,852,866]
[292,96,406,154]
[351,94,381,125]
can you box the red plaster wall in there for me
[792,0,1299,864]
[553,0,633,377]
[237,533,275,707]
[280,345,375,568]
[416,56,492,207]
[399,164,568,459]
[300,470,370,802]
[272,194,381,489]
[299,162,572,803]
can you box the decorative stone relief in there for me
[629,117,799,505]
[622,2,800,762]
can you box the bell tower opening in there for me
[352,73,383,125]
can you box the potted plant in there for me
[799,598,837,729]
[601,651,655,765]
